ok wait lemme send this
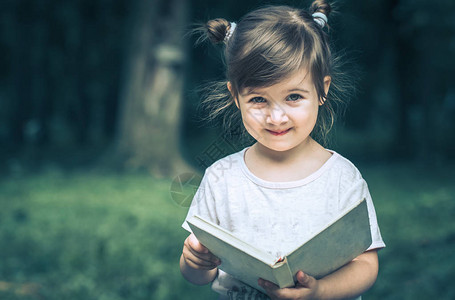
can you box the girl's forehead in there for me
[240,68,313,95]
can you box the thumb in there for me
[188,233,208,253]
[296,271,315,288]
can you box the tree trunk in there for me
[114,0,190,176]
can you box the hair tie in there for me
[312,12,328,28]
[224,22,237,42]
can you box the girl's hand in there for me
[258,271,321,300]
[182,233,221,270]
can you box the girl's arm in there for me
[180,233,220,286]
[259,250,379,300]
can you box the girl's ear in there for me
[320,76,332,105]
[324,76,331,95]
[227,81,239,109]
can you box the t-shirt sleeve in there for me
[182,169,218,232]
[339,178,386,251]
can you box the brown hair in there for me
[198,0,351,146]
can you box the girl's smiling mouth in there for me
[266,128,292,136]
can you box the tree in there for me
[114,0,190,176]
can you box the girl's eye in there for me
[249,97,266,103]
[287,94,303,101]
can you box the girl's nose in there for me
[266,104,289,125]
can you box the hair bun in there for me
[206,18,231,44]
[310,0,332,19]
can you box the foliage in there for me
[0,0,129,148]
[1,0,455,165]
[0,164,454,299]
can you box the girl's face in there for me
[229,69,330,154]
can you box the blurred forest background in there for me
[0,0,454,299]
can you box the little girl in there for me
[180,1,385,299]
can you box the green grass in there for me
[361,163,455,300]
[0,163,454,299]
[0,169,215,300]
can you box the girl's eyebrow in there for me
[241,88,261,96]
[287,88,310,94]
[240,87,310,96]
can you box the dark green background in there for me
[1,0,454,299]
[2,0,455,166]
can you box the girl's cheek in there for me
[297,107,317,119]
[248,109,266,123]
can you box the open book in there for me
[187,198,372,293]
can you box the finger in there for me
[188,234,208,253]
[184,237,220,263]
[185,234,221,264]
[259,277,315,300]
[258,278,282,298]
[184,256,218,270]
[182,247,219,270]
[187,244,221,265]
[295,271,315,288]
[183,246,216,266]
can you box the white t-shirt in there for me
[183,148,385,299]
